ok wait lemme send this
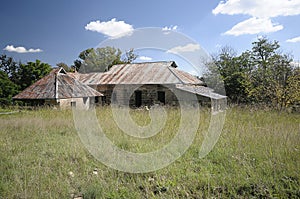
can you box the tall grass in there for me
[0,107,299,198]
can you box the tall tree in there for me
[205,37,298,110]
[205,46,251,103]
[0,54,19,83]
[17,60,52,90]
[71,48,94,72]
[123,48,138,63]
[81,47,123,72]
[75,47,138,73]
[249,37,293,108]
[285,67,300,109]
[0,70,18,105]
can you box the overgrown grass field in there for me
[0,107,299,198]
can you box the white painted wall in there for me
[59,97,95,109]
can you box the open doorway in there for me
[135,90,142,107]
[157,91,165,104]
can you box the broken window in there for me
[71,101,76,107]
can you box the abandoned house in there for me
[14,61,226,110]
[13,67,103,109]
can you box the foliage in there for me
[74,46,138,73]
[205,37,299,110]
[80,46,123,72]
[123,48,138,64]
[0,71,18,105]
[248,38,293,107]
[0,55,52,105]
[206,46,250,102]
[285,67,300,107]
[56,62,71,72]
[0,55,20,106]
[17,60,52,91]
[0,54,19,84]
[71,48,94,72]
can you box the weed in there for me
[0,107,299,198]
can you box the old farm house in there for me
[13,67,103,109]
[14,61,226,110]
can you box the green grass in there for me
[0,107,299,198]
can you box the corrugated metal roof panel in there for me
[13,68,102,100]
[76,61,203,85]
[57,74,103,98]
[176,84,227,100]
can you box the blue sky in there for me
[1,0,300,74]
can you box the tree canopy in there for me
[204,37,299,110]
[73,46,138,73]
[0,56,51,106]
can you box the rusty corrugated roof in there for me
[176,84,227,100]
[75,61,203,85]
[13,68,102,100]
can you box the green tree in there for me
[205,46,251,103]
[123,48,138,63]
[281,66,300,109]
[249,37,293,109]
[71,48,94,72]
[81,47,123,72]
[17,60,52,90]
[0,54,19,83]
[0,70,18,105]
[75,47,138,73]
[205,37,298,110]
[56,62,70,72]
[0,55,19,105]
[0,55,52,105]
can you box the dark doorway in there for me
[95,96,99,104]
[157,91,165,104]
[135,90,142,107]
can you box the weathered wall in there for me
[95,84,212,107]
[96,84,176,107]
[59,97,94,109]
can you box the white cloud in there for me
[3,45,42,53]
[138,56,152,61]
[85,18,134,38]
[286,36,300,43]
[213,0,300,36]
[213,0,300,18]
[291,61,300,68]
[167,43,200,54]
[162,25,178,31]
[224,17,283,36]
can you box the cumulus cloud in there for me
[3,45,42,53]
[213,0,300,36]
[138,56,152,61]
[167,43,200,54]
[224,17,283,36]
[162,25,178,31]
[291,61,300,67]
[85,18,134,38]
[286,36,300,43]
[213,0,300,18]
